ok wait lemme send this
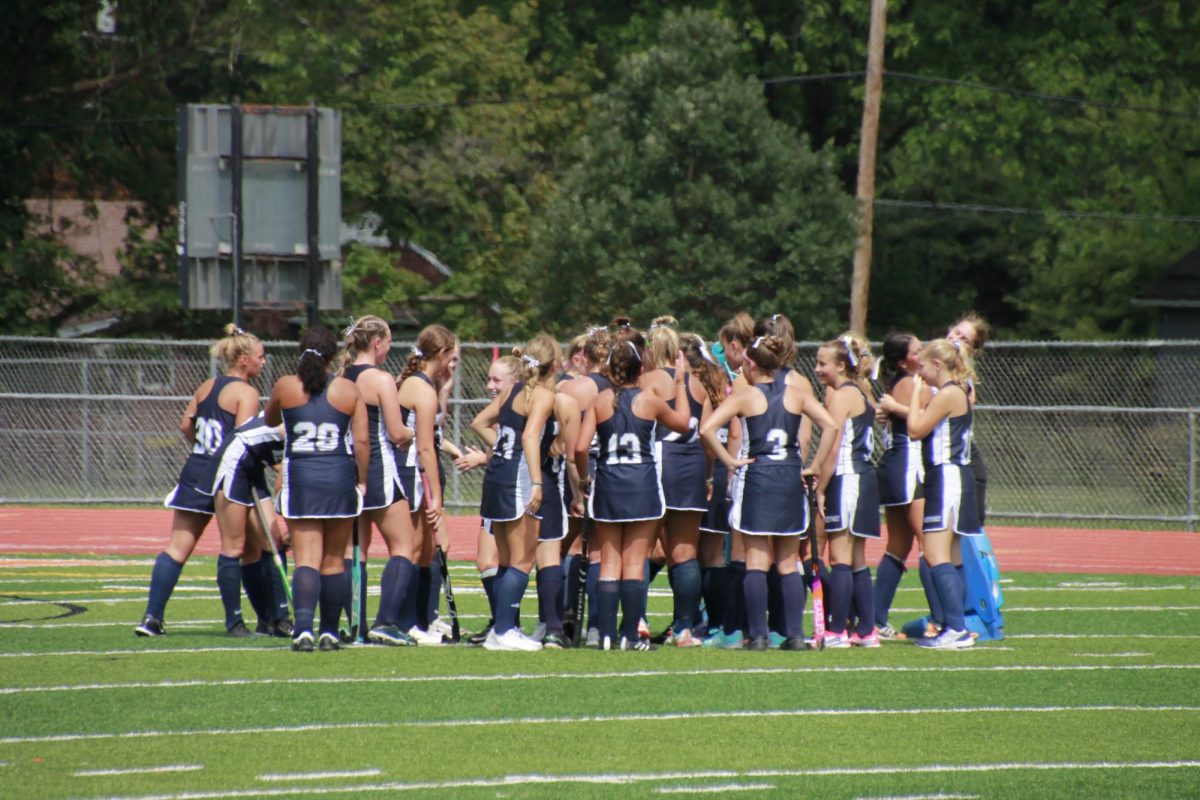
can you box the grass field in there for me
[2,554,1198,799]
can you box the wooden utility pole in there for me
[849,0,887,335]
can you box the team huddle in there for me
[135,310,991,653]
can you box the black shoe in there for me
[134,615,164,637]
[273,618,293,637]
[781,635,810,651]
[542,631,567,650]
[650,624,673,645]
[467,621,494,647]
[291,631,315,652]
[318,632,342,651]
[746,635,770,651]
[227,621,254,638]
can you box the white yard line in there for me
[57,760,1200,800]
[3,663,1200,695]
[74,765,203,778]
[4,706,1198,745]
[258,770,382,782]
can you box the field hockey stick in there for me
[419,467,460,643]
[805,477,825,651]
[568,512,591,648]
[248,485,293,608]
[351,515,363,642]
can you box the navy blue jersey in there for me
[923,383,974,468]
[344,364,406,510]
[589,388,663,522]
[397,371,437,508]
[586,372,611,458]
[728,379,807,535]
[884,373,911,441]
[833,382,874,476]
[164,375,245,513]
[480,384,544,522]
[656,369,702,445]
[211,412,282,506]
[278,385,360,519]
[742,379,802,467]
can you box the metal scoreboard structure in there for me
[176,103,343,325]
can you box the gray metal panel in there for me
[184,257,342,310]
[183,154,227,258]
[242,160,307,255]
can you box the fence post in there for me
[81,360,92,500]
[1189,409,1196,532]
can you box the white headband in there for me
[520,353,541,369]
[411,345,424,358]
[698,340,719,366]
[300,348,323,360]
[342,315,357,339]
[840,335,858,368]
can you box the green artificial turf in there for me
[1,554,1198,799]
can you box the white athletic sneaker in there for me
[916,628,973,650]
[600,634,613,651]
[484,627,543,652]
[586,627,601,648]
[429,617,453,638]
[408,625,447,646]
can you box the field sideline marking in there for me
[74,765,203,777]
[56,760,1200,800]
[258,770,382,782]
[655,783,773,794]
[2,662,1200,695]
[4,663,1200,696]
[5,705,1198,745]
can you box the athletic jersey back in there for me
[834,382,875,476]
[923,383,973,468]
[589,388,663,522]
[489,383,529,466]
[398,372,436,470]
[279,384,358,518]
[179,374,244,490]
[743,379,802,467]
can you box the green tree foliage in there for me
[246,0,593,337]
[527,9,856,338]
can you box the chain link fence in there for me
[2,336,1199,528]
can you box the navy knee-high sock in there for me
[724,561,746,636]
[586,561,601,630]
[852,567,875,637]
[374,557,400,627]
[919,556,945,627]
[493,567,529,635]
[264,557,289,622]
[701,565,727,632]
[743,568,769,639]
[828,564,853,635]
[767,564,785,636]
[537,565,564,633]
[956,562,967,608]
[779,571,808,639]
[216,555,244,630]
[144,552,184,622]
[620,579,645,642]
[668,559,701,633]
[481,567,498,619]
[874,553,905,627]
[596,579,620,643]
[398,560,421,631]
[291,566,320,636]
[318,570,347,636]
[932,562,965,631]
[240,557,270,623]
[414,566,433,630]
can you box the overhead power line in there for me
[885,71,1200,122]
[875,198,1200,225]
